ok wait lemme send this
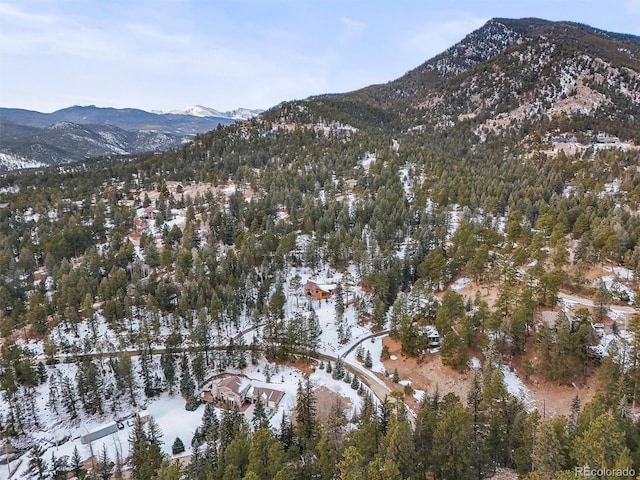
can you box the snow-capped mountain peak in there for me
[169,105,263,120]
[170,105,224,118]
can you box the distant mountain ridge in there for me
[0,120,189,170]
[0,104,262,170]
[0,105,236,135]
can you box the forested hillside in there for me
[2,17,640,480]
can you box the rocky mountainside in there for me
[267,18,640,146]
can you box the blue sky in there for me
[2,0,640,113]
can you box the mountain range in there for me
[2,18,640,172]
[0,105,262,170]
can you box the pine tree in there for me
[76,357,104,415]
[145,241,160,270]
[115,354,137,405]
[96,444,114,480]
[202,403,220,440]
[332,358,344,380]
[24,444,48,480]
[294,379,317,449]
[381,420,417,480]
[179,354,195,399]
[336,446,365,480]
[129,416,165,480]
[364,350,372,368]
[572,412,631,472]
[139,347,154,396]
[277,413,295,451]
[61,374,78,419]
[432,401,472,480]
[70,445,86,479]
[192,352,206,387]
[161,352,176,394]
[47,371,60,415]
[49,451,68,480]
[252,398,268,430]
[247,428,284,480]
[172,437,185,455]
[532,418,566,476]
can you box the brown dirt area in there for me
[290,385,353,424]
[380,337,599,418]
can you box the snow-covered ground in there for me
[597,275,635,304]
[6,351,373,479]
[345,335,385,374]
[500,365,533,408]
[450,277,472,291]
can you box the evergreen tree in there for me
[61,374,78,419]
[71,445,86,480]
[161,352,177,394]
[432,400,472,480]
[364,350,372,368]
[572,412,631,473]
[252,398,268,430]
[172,437,185,455]
[202,402,220,441]
[294,378,317,450]
[277,413,295,451]
[179,354,195,399]
[532,418,566,477]
[49,451,68,480]
[336,446,365,480]
[96,444,114,480]
[381,419,417,480]
[247,428,285,480]
[129,416,164,480]
[24,444,48,480]
[76,357,104,415]
[332,357,344,380]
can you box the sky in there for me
[2,0,640,114]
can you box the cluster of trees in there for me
[23,362,640,480]
[2,35,640,478]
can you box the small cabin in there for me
[421,325,441,348]
[305,280,336,300]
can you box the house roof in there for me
[305,279,337,292]
[252,386,285,405]
[217,375,243,395]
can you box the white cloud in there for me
[0,2,54,24]
[125,23,191,45]
[339,17,366,41]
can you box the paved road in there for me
[38,322,412,421]
[316,330,417,425]
[558,291,636,315]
